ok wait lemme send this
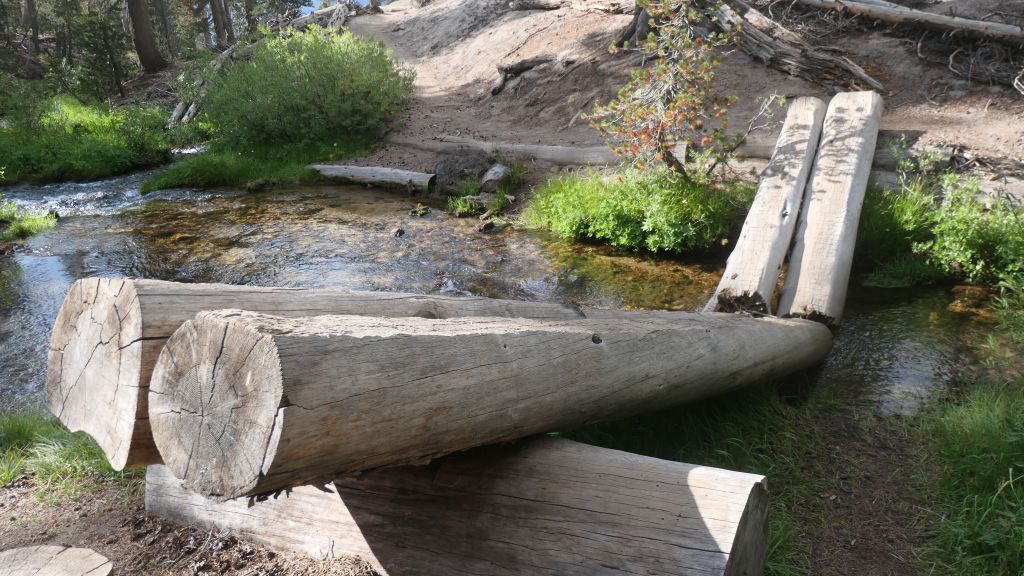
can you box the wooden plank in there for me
[0,546,111,576]
[145,437,768,576]
[777,91,884,327]
[706,97,826,314]
[148,309,832,498]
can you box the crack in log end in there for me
[149,314,284,500]
[713,290,770,315]
[45,278,144,471]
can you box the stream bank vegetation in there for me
[0,411,142,502]
[142,26,414,193]
[0,169,57,244]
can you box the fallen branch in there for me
[794,0,1024,47]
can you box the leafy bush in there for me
[203,26,414,148]
[0,96,172,183]
[524,168,753,253]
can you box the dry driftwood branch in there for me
[794,0,1024,47]
[310,164,436,192]
[46,278,585,470]
[706,97,827,314]
[778,91,884,328]
[148,309,831,498]
[147,438,768,576]
[715,1,884,91]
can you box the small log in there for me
[310,164,437,193]
[46,279,584,470]
[385,135,618,165]
[0,546,111,576]
[714,1,883,91]
[146,437,768,576]
[706,97,827,314]
[149,309,831,498]
[778,91,884,327]
[794,0,1024,47]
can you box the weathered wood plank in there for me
[706,97,826,314]
[310,164,436,193]
[46,279,585,470]
[149,309,831,498]
[146,437,768,576]
[777,91,884,327]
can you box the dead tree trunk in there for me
[148,309,831,498]
[778,91,884,327]
[706,97,826,314]
[146,438,768,576]
[46,278,584,471]
[310,165,437,193]
[795,0,1024,47]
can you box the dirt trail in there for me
[349,0,1023,178]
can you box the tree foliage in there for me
[588,0,739,179]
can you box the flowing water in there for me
[0,170,992,413]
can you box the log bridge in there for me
[46,91,884,574]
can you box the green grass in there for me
[0,96,173,183]
[0,196,57,244]
[524,167,754,254]
[140,137,373,193]
[0,411,142,501]
[564,379,836,575]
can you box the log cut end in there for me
[149,310,284,498]
[46,278,145,470]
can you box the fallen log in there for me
[706,97,826,314]
[146,437,768,576]
[794,0,1024,47]
[778,91,884,327]
[385,134,618,165]
[310,164,436,193]
[715,1,884,91]
[46,278,584,470]
[149,309,831,498]
[0,546,111,576]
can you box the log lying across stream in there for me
[146,437,769,576]
[706,97,826,314]
[310,164,436,192]
[148,308,831,498]
[778,91,884,327]
[46,278,585,470]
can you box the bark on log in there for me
[149,309,831,498]
[706,97,826,314]
[714,1,884,91]
[310,164,436,193]
[46,278,584,470]
[146,437,768,576]
[794,0,1024,47]
[778,91,884,327]
[0,546,111,576]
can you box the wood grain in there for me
[146,437,768,576]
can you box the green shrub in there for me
[525,168,753,253]
[856,179,936,268]
[203,26,414,148]
[0,96,172,183]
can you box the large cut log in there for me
[706,97,826,314]
[310,164,436,193]
[146,437,768,576]
[714,1,883,91]
[794,0,1024,47]
[778,91,884,327]
[46,279,584,471]
[0,546,111,576]
[149,309,831,498]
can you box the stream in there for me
[0,170,991,414]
